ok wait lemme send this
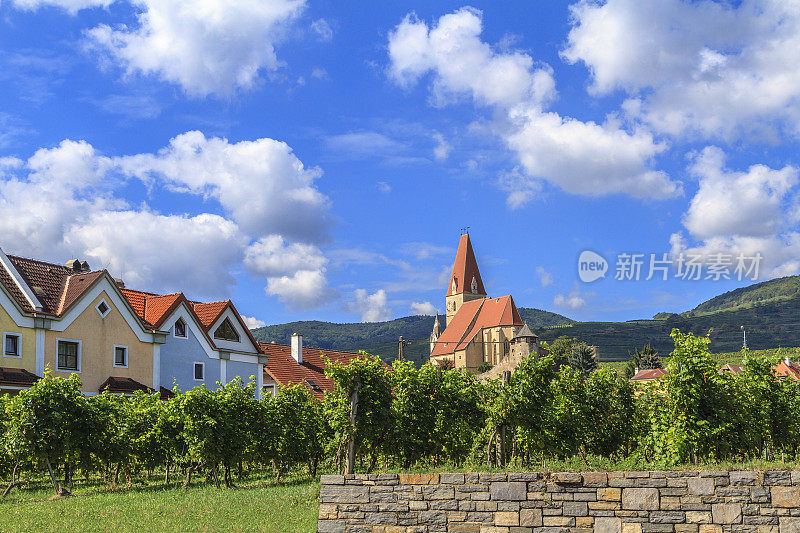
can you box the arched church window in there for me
[471,277,478,294]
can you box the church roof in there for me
[447,233,485,297]
[430,295,523,357]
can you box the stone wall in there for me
[318,470,800,533]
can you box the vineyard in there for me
[2,328,800,505]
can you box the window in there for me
[114,345,128,367]
[3,333,20,357]
[96,299,110,318]
[193,362,204,381]
[263,384,276,397]
[471,277,478,294]
[213,318,240,342]
[57,340,80,371]
[305,379,321,392]
[174,318,187,338]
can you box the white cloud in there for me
[387,7,678,202]
[563,0,800,140]
[242,315,266,329]
[671,146,800,278]
[86,0,306,96]
[432,132,452,161]
[536,266,553,287]
[376,181,392,194]
[349,289,391,322]
[683,147,798,239]
[388,7,555,108]
[0,132,334,305]
[117,131,329,243]
[9,0,111,14]
[553,287,586,310]
[410,301,437,316]
[266,269,334,310]
[311,18,333,42]
[324,132,406,160]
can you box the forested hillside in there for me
[685,274,800,316]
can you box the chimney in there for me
[65,259,81,272]
[291,333,303,364]
[114,278,125,289]
[80,261,90,272]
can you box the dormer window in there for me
[451,278,458,295]
[214,317,240,342]
[471,277,478,294]
[96,299,110,318]
[174,318,187,338]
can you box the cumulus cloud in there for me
[563,0,800,140]
[86,0,306,96]
[349,289,391,322]
[0,132,335,305]
[410,301,437,316]
[553,287,586,310]
[671,147,800,278]
[242,315,266,329]
[117,131,329,243]
[387,7,678,204]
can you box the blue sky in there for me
[2,0,799,327]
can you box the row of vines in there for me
[2,329,800,497]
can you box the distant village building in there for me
[429,233,538,372]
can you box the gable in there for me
[209,306,258,354]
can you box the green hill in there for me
[685,275,800,316]
[251,308,573,367]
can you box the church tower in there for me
[445,233,486,325]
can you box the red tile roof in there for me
[99,376,153,394]
[192,301,229,330]
[631,368,668,381]
[58,270,106,315]
[774,359,800,381]
[430,295,523,357]
[0,367,40,388]
[448,233,485,297]
[260,342,376,400]
[121,289,183,329]
[0,263,34,313]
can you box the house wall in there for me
[0,294,36,373]
[160,319,220,391]
[224,359,259,386]
[44,291,155,393]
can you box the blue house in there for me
[121,289,267,398]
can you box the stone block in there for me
[441,473,466,484]
[598,488,622,501]
[641,524,673,533]
[595,517,622,533]
[519,509,542,527]
[316,520,346,533]
[650,512,685,524]
[578,517,596,527]
[448,525,482,533]
[584,472,609,487]
[686,511,713,524]
[418,510,447,525]
[478,527,508,533]
[698,526,722,533]
[730,472,759,486]
[623,522,643,533]
[563,502,589,517]
[399,473,438,485]
[764,471,791,486]
[553,472,583,484]
[781,518,800,533]
[320,484,370,504]
[543,516,575,527]
[675,526,698,533]
[622,488,660,510]
[491,482,527,501]
[713,504,743,525]
[771,487,800,508]
[423,485,455,500]
[318,503,338,520]
[495,512,520,526]
[320,475,345,485]
[687,478,715,496]
[364,512,398,525]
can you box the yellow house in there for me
[0,248,167,394]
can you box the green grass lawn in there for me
[0,475,319,533]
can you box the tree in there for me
[544,336,579,369]
[569,343,597,376]
[632,344,662,370]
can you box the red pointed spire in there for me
[447,233,485,296]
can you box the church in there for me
[429,233,539,373]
